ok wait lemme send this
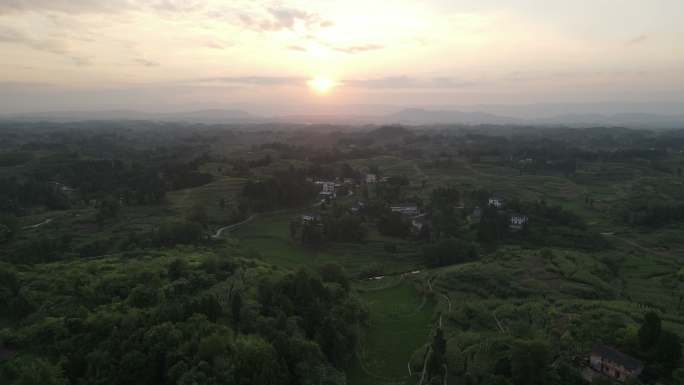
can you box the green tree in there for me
[592,377,613,385]
[672,368,684,385]
[428,328,447,381]
[187,203,209,227]
[510,339,550,385]
[167,258,189,280]
[12,357,67,385]
[656,331,682,373]
[198,334,229,361]
[639,311,662,349]
[423,238,478,267]
[231,291,243,328]
[318,263,349,291]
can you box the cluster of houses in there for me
[471,194,529,230]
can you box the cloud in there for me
[286,42,383,54]
[331,43,384,54]
[192,75,475,89]
[627,34,648,45]
[0,26,91,65]
[147,0,206,13]
[0,0,206,14]
[205,40,233,50]
[0,0,133,14]
[194,76,307,86]
[237,6,332,33]
[346,76,475,89]
[134,58,160,67]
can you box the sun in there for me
[308,76,337,95]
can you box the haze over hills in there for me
[3,103,684,129]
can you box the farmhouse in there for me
[391,204,419,216]
[316,181,336,199]
[590,345,643,382]
[488,195,505,209]
[509,213,529,230]
[301,213,321,224]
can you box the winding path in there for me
[212,215,254,238]
[22,218,53,230]
[211,200,325,239]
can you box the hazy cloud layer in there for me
[196,76,308,86]
[331,44,384,54]
[0,0,133,14]
[134,58,160,67]
[0,0,683,112]
[345,76,475,89]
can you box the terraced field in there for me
[166,176,246,223]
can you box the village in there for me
[297,172,530,243]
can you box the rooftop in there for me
[591,345,643,371]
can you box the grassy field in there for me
[230,212,423,277]
[347,279,436,385]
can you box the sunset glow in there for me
[0,0,682,112]
[308,77,337,95]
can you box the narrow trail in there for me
[22,218,53,230]
[212,215,254,238]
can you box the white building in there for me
[316,181,336,198]
[509,214,529,229]
[488,195,505,209]
[301,213,321,224]
[365,174,377,183]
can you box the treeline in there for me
[0,257,366,385]
[15,157,215,208]
[242,169,318,211]
[290,213,367,245]
[477,200,607,251]
[623,201,684,228]
[3,219,208,264]
[0,178,70,213]
[632,312,683,381]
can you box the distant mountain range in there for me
[1,109,259,124]
[3,106,684,129]
[383,108,684,129]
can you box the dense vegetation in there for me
[1,121,683,385]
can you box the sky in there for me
[1,0,683,114]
